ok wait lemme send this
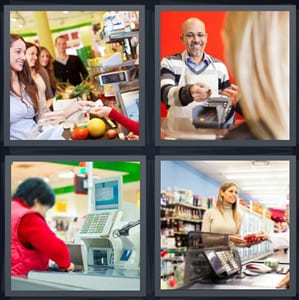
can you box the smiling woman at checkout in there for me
[202,181,245,246]
[11,177,74,276]
[10,34,94,140]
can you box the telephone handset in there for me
[204,249,240,277]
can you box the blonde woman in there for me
[202,182,244,245]
[223,11,290,140]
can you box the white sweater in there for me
[202,204,241,234]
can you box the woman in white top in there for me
[10,34,94,140]
[202,181,244,245]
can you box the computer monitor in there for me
[119,90,139,122]
[92,176,122,212]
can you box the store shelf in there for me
[161,247,186,254]
[166,201,205,210]
[161,217,202,223]
[237,205,274,263]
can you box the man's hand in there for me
[190,83,212,102]
[220,83,239,106]
[276,272,290,288]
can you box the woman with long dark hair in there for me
[10,34,94,140]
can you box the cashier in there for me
[160,17,239,131]
[11,177,74,276]
[257,230,290,288]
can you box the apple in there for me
[169,279,177,288]
[106,129,117,139]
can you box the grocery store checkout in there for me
[55,60,139,141]
[175,232,289,290]
[12,174,140,291]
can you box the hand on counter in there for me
[276,272,290,288]
[61,262,75,272]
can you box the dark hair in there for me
[13,177,55,208]
[39,46,57,90]
[10,34,39,112]
[92,22,101,34]
[25,42,40,71]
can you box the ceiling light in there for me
[252,160,269,166]
[241,186,288,191]
[226,173,289,180]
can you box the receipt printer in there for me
[192,96,235,129]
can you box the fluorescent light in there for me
[252,160,269,166]
[226,173,289,180]
[242,186,288,191]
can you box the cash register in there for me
[182,232,241,288]
[16,176,140,291]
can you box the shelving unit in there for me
[160,190,206,288]
[237,205,274,263]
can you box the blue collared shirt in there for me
[185,53,211,74]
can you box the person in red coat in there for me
[11,177,74,276]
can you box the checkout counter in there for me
[12,175,140,291]
[161,96,234,140]
[162,232,289,290]
[52,57,139,140]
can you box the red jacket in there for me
[109,108,139,135]
[11,198,71,276]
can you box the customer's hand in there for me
[90,106,112,118]
[229,234,247,246]
[220,83,239,106]
[276,272,290,288]
[76,100,96,110]
[190,83,212,102]
[126,132,139,140]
